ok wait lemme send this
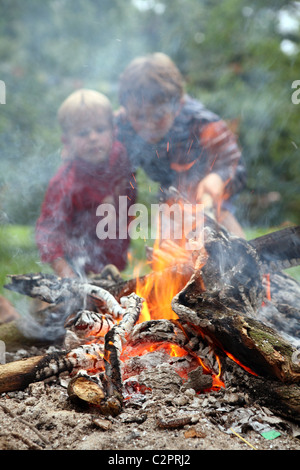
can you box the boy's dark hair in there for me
[119,53,184,109]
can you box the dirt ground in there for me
[0,345,299,453]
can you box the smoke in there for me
[14,298,67,343]
[1,1,299,344]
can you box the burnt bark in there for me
[104,293,144,403]
[172,226,300,384]
[0,351,72,393]
[224,358,300,422]
[2,221,300,419]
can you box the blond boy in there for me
[36,89,135,278]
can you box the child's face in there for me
[125,100,178,144]
[64,110,113,163]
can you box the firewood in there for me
[173,296,300,383]
[4,268,192,308]
[67,371,105,407]
[156,415,193,429]
[65,293,144,415]
[224,357,300,422]
[0,351,72,393]
[104,293,144,401]
[127,319,188,348]
[2,216,300,421]
[249,225,300,272]
[172,226,300,384]
[0,342,105,393]
[4,273,125,319]
[64,310,115,339]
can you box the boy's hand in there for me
[51,258,76,278]
[196,173,225,206]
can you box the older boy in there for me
[115,52,246,237]
[36,89,136,278]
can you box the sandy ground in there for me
[0,345,299,453]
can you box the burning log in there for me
[64,310,116,340]
[63,292,144,415]
[2,218,300,421]
[172,225,300,384]
[58,294,144,413]
[0,320,51,352]
[4,273,125,319]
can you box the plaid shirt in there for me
[36,141,136,274]
[115,95,246,203]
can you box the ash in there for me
[0,344,299,451]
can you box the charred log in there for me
[67,370,105,408]
[0,320,57,352]
[224,358,300,422]
[2,219,300,421]
[103,293,143,407]
[4,273,124,319]
[0,351,71,393]
[249,225,300,273]
[0,341,106,393]
[172,226,300,384]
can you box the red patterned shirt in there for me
[36,141,136,274]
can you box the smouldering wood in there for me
[4,273,125,319]
[172,225,300,384]
[0,342,106,393]
[67,371,105,407]
[104,293,144,400]
[0,351,72,393]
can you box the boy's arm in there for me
[197,119,246,203]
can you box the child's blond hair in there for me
[58,89,113,133]
[119,53,184,108]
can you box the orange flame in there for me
[225,351,259,377]
[123,196,255,391]
[264,273,271,301]
[134,232,192,322]
[128,202,226,389]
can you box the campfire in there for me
[0,208,300,425]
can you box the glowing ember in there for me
[125,202,226,391]
[225,351,259,377]
[71,196,257,395]
[121,341,189,362]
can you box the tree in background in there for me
[0,0,299,226]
